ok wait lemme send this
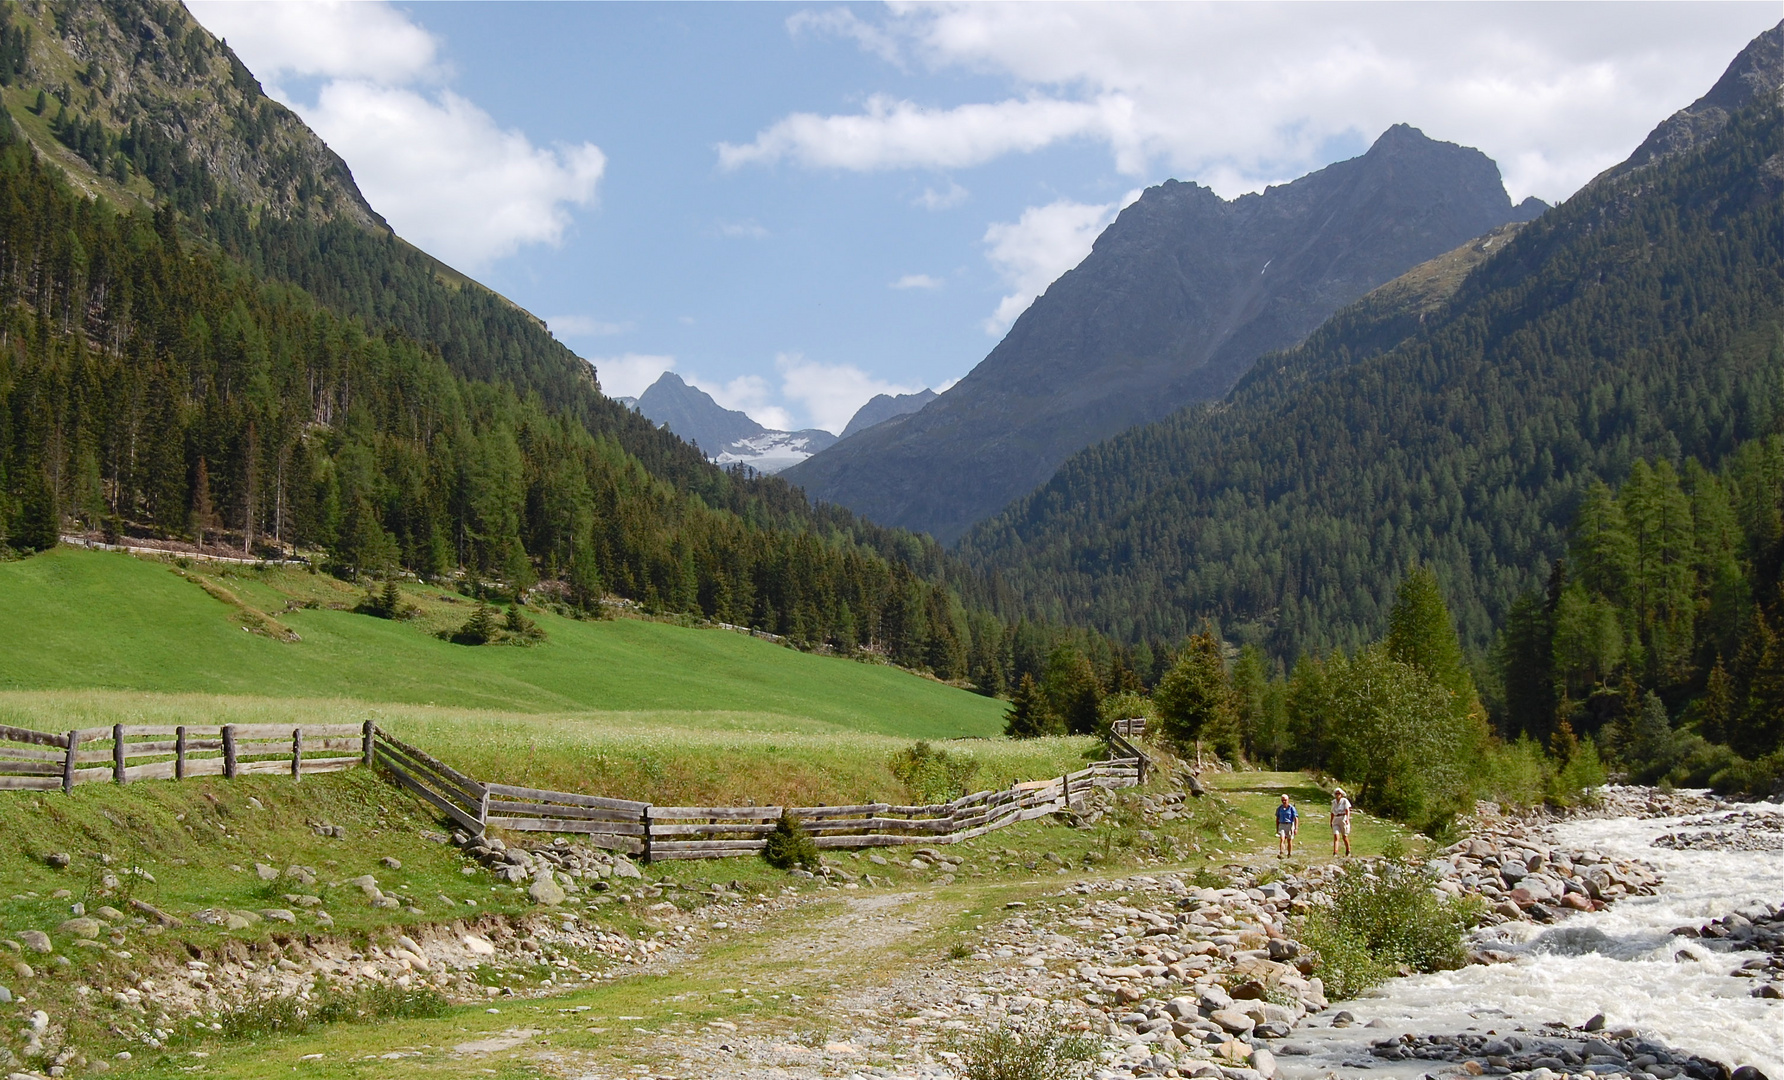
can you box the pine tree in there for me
[454,600,499,646]
[190,457,217,549]
[12,464,59,552]
[1003,673,1057,739]
[1042,645,1101,736]
[1385,565,1479,717]
[1154,630,1235,756]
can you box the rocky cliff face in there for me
[2,0,380,228]
[783,125,1545,544]
[1611,21,1782,179]
[636,373,838,474]
[839,389,937,440]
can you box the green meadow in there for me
[0,549,1080,803]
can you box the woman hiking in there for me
[1330,786,1353,857]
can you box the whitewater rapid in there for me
[1280,797,1784,1077]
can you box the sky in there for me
[185,1,1781,436]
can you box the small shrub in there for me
[355,578,413,620]
[452,600,499,645]
[761,811,819,870]
[889,741,981,803]
[502,603,546,644]
[1296,858,1471,999]
[952,1018,1100,1080]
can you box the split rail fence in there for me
[0,721,367,792]
[2,720,1147,861]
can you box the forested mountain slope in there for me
[959,23,1784,660]
[785,124,1543,544]
[0,0,1049,689]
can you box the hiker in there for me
[1275,794,1298,857]
[1331,786,1353,857]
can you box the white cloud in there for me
[687,373,795,432]
[718,220,771,239]
[776,353,924,435]
[787,8,904,67]
[748,4,1780,203]
[187,1,606,271]
[548,315,633,338]
[186,0,439,86]
[591,354,675,399]
[718,93,1136,172]
[916,179,968,210]
[890,273,943,290]
[981,191,1140,334]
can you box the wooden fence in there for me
[0,721,368,792]
[1,719,1148,861]
[367,728,1142,860]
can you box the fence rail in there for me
[1,717,1149,860]
[0,721,368,792]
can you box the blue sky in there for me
[188,2,1779,434]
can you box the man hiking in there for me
[1275,794,1298,857]
[1331,786,1353,857]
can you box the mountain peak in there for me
[1613,20,1783,176]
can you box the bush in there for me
[952,1018,1100,1080]
[889,741,982,803]
[198,982,449,1042]
[1297,858,1473,999]
[761,811,819,870]
[452,600,499,645]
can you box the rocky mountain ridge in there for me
[784,124,1546,544]
[635,372,839,474]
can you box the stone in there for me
[528,876,566,906]
[611,858,643,880]
[11,962,31,980]
[93,906,123,922]
[0,986,8,1004]
[56,919,101,940]
[254,863,279,882]
[463,935,496,956]
[260,910,297,924]
[351,875,380,892]
[284,866,317,886]
[45,853,70,870]
[247,797,264,810]
[1198,986,1233,1013]
[18,932,49,954]
[371,896,400,910]
[1250,1048,1276,1078]
[1209,1008,1255,1034]
[380,857,402,870]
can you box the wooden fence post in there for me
[641,805,653,864]
[62,730,78,794]
[477,789,490,835]
[291,727,303,780]
[112,724,126,783]
[222,725,237,779]
[1061,772,1070,809]
[362,720,375,769]
[175,726,186,780]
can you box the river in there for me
[1280,795,1784,1077]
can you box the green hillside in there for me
[0,549,1005,739]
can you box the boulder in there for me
[528,876,566,906]
[56,918,101,940]
[18,931,50,954]
[1210,1008,1255,1034]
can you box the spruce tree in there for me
[455,600,499,645]
[12,465,59,552]
[1154,630,1235,756]
[1003,673,1056,739]
[1385,565,1480,718]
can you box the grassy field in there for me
[0,548,1005,738]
